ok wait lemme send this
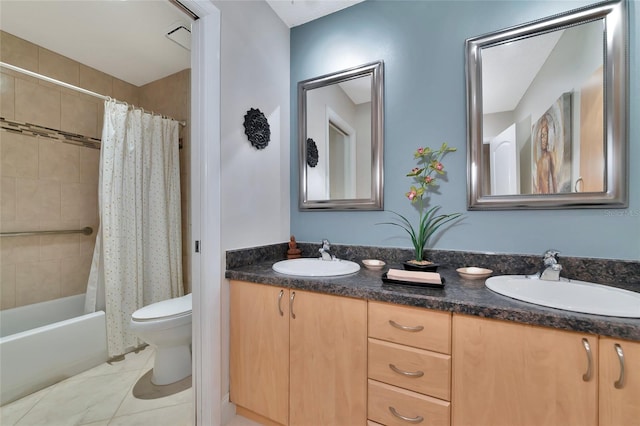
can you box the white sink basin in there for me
[486,275,640,318]
[272,258,360,277]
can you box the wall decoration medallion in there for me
[306,138,319,167]
[243,108,270,149]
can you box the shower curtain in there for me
[85,100,183,357]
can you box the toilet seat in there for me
[132,293,192,322]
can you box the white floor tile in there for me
[0,387,52,426]
[108,402,193,426]
[15,371,137,426]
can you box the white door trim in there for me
[181,1,222,425]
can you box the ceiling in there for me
[265,0,365,28]
[0,0,362,87]
[0,0,549,112]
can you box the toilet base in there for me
[151,344,192,386]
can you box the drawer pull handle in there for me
[582,338,593,382]
[277,290,284,316]
[290,291,296,319]
[389,406,424,424]
[389,320,424,332]
[389,363,424,378]
[614,343,625,389]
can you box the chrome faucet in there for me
[539,249,562,281]
[319,239,335,261]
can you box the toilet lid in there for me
[132,293,192,321]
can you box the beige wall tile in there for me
[15,260,61,306]
[79,65,113,98]
[61,182,98,223]
[15,78,61,129]
[61,255,92,297]
[1,132,39,178]
[0,235,39,264]
[1,72,16,120]
[112,78,139,105]
[0,264,16,309]
[0,31,38,73]
[139,69,190,121]
[39,138,80,182]
[16,178,61,224]
[38,47,79,87]
[1,176,17,223]
[40,234,81,260]
[61,93,100,138]
[80,147,100,184]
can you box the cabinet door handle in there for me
[389,363,424,378]
[277,290,284,316]
[582,338,593,382]
[389,320,424,332]
[289,291,296,319]
[389,406,424,424]
[614,343,625,389]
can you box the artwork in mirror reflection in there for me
[306,75,372,200]
[481,20,604,197]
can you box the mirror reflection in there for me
[481,21,604,196]
[466,0,628,209]
[299,60,384,210]
[306,75,372,200]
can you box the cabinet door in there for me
[230,281,289,425]
[452,315,598,426]
[599,338,640,426]
[289,290,367,426]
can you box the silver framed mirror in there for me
[466,0,628,210]
[298,60,384,210]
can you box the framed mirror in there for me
[466,0,628,209]
[298,60,384,210]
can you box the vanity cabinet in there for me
[229,280,367,426]
[367,301,452,426]
[452,314,598,426]
[599,338,640,426]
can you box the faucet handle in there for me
[543,249,559,258]
[321,239,331,249]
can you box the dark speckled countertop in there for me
[225,243,640,341]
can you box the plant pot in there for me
[403,260,439,272]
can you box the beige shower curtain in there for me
[85,99,183,357]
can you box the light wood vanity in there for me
[228,276,640,426]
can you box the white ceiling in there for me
[0,0,362,87]
[0,0,194,87]
[265,0,365,28]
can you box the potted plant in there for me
[380,143,462,271]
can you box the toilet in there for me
[130,293,192,385]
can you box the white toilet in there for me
[130,293,192,385]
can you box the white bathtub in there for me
[0,294,108,406]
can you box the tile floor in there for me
[0,347,260,426]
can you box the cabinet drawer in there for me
[368,379,450,426]
[369,338,451,401]
[369,301,451,353]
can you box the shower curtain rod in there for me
[0,61,187,127]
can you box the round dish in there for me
[362,259,386,271]
[456,267,493,280]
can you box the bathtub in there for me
[0,294,108,406]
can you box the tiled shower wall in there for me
[0,31,191,310]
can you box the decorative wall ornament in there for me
[306,138,319,167]
[243,108,270,150]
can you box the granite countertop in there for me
[225,257,640,342]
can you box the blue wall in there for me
[290,0,639,261]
